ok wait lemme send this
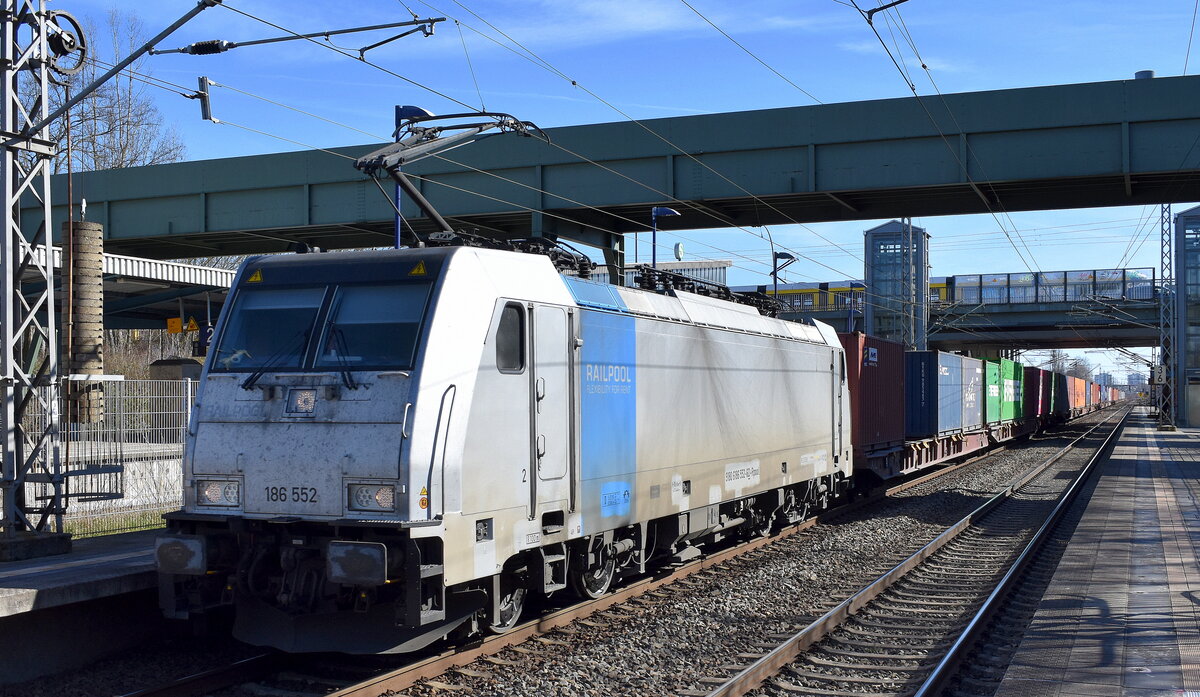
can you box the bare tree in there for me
[32,10,193,373]
[43,9,185,173]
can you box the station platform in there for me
[994,409,1200,696]
[0,528,156,618]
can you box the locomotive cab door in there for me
[530,304,573,520]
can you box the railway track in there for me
[698,407,1128,697]
[115,410,1121,697]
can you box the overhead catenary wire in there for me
[677,0,822,104]
[131,3,1142,314]
[1187,0,1200,75]
[173,81,960,318]
[97,52,832,289]
[455,19,486,111]
[73,25,1170,353]
[846,0,1043,276]
[218,3,480,113]
[75,57,1169,280]
[418,0,873,272]
[218,0,892,292]
[884,7,1041,272]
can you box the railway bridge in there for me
[21,74,1200,273]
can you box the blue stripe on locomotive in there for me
[579,309,637,530]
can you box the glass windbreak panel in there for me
[981,274,1008,304]
[315,283,431,370]
[1009,273,1035,303]
[1095,269,1123,299]
[211,287,326,372]
[1065,271,1094,301]
[1038,272,1065,302]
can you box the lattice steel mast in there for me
[1,1,71,538]
[1158,203,1176,429]
[1,1,217,544]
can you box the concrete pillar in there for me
[63,220,104,422]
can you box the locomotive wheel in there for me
[570,540,615,599]
[488,569,528,633]
[750,512,774,538]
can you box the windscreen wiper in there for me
[241,331,308,390]
[331,328,358,390]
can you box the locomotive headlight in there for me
[195,479,241,507]
[348,484,395,512]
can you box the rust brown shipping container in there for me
[1069,376,1086,410]
[838,332,905,460]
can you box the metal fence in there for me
[25,378,192,538]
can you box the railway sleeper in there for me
[830,635,953,652]
[883,594,978,608]
[803,654,933,671]
[852,616,966,631]
[785,665,925,686]
[838,624,958,642]
[769,681,900,697]
[817,645,936,661]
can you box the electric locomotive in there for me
[155,244,852,653]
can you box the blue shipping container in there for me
[937,352,965,434]
[961,356,984,431]
[905,351,964,439]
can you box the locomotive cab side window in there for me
[496,303,525,373]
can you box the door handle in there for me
[536,377,546,400]
[536,434,546,458]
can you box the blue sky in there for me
[64,0,1195,378]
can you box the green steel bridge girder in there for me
[26,74,1200,259]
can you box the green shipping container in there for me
[984,358,1023,423]
[985,360,1001,424]
[1000,359,1022,421]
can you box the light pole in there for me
[772,251,796,302]
[650,207,680,268]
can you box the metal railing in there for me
[24,378,193,538]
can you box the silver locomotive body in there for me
[157,246,851,653]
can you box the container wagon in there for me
[903,350,989,473]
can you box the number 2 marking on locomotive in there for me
[265,486,318,503]
[521,469,527,482]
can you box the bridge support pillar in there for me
[603,233,625,286]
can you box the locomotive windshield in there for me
[211,287,326,372]
[314,284,431,370]
[211,282,432,373]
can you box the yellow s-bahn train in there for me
[762,278,950,314]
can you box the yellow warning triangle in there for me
[420,486,428,495]
[409,261,427,276]
[246,269,263,283]
[185,316,200,332]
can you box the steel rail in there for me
[912,406,1130,696]
[702,406,1128,697]
[116,413,1101,697]
[324,437,1031,696]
